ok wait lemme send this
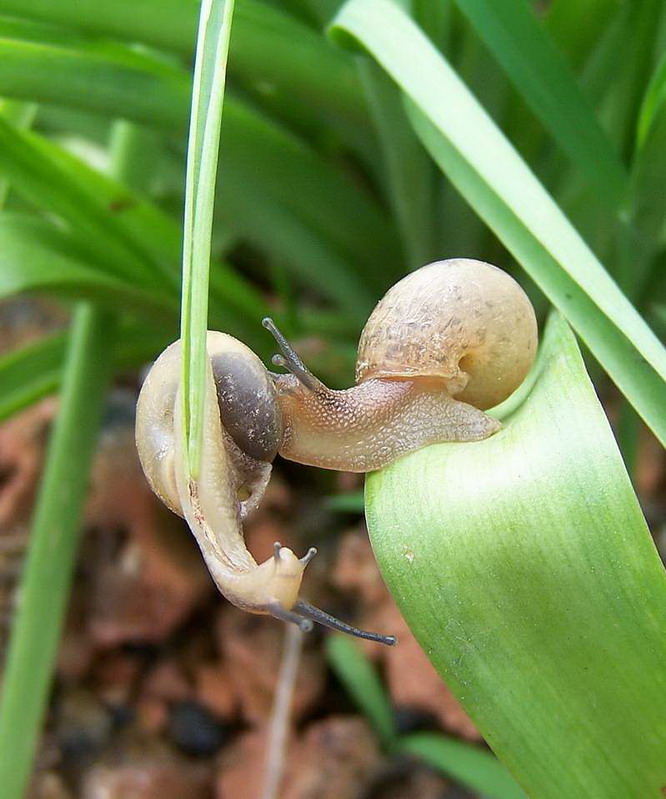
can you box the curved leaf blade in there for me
[365,314,666,798]
[450,0,627,205]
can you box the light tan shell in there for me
[355,259,538,410]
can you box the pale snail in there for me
[135,259,538,644]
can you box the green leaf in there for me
[0,0,367,127]
[0,323,172,424]
[0,304,116,799]
[0,332,64,422]
[0,116,161,285]
[365,314,666,798]
[637,51,666,150]
[0,18,190,131]
[325,635,397,749]
[400,733,526,799]
[330,0,666,446]
[449,0,627,206]
[180,0,235,477]
[0,213,178,317]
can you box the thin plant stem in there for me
[261,624,304,799]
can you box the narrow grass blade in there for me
[0,304,116,799]
[399,734,526,799]
[357,60,437,269]
[0,26,389,301]
[180,0,235,478]
[330,0,666,445]
[0,0,367,126]
[365,314,666,798]
[326,635,397,749]
[544,0,620,69]
[0,117,160,284]
[0,214,178,318]
[0,333,65,422]
[637,52,666,150]
[0,20,190,131]
[450,0,627,206]
[0,323,172,424]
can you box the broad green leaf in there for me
[330,0,666,446]
[0,305,116,799]
[400,734,526,799]
[365,314,666,798]
[0,214,177,318]
[326,635,397,749]
[449,0,627,206]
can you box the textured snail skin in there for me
[274,259,537,472]
[275,375,499,472]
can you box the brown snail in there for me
[135,259,537,643]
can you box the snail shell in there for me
[356,259,538,410]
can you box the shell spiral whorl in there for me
[355,258,538,410]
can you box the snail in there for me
[136,259,537,644]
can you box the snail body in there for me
[273,259,537,471]
[135,259,537,642]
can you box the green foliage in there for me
[0,305,115,798]
[327,635,526,798]
[366,316,666,797]
[0,0,664,795]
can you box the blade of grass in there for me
[0,214,178,318]
[0,116,161,285]
[325,635,397,749]
[0,99,36,204]
[180,0,235,479]
[449,0,628,207]
[0,322,172,424]
[0,28,390,302]
[357,59,437,269]
[330,0,666,446]
[365,314,666,797]
[544,0,620,69]
[399,734,526,799]
[0,332,65,422]
[0,304,116,799]
[637,51,666,150]
[0,0,367,127]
